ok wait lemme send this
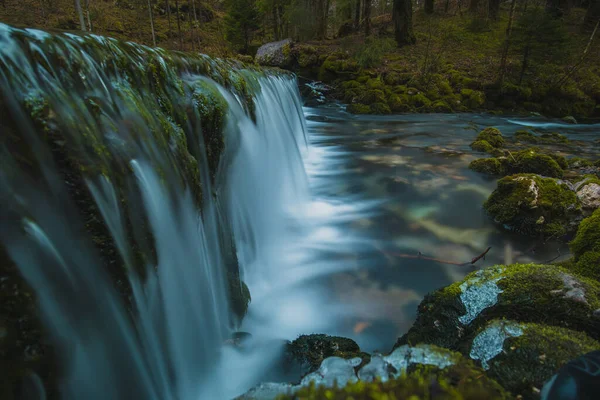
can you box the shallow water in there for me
[242,102,600,356]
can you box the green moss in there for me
[469,158,508,175]
[475,127,504,148]
[361,89,386,104]
[570,209,600,259]
[470,140,494,153]
[347,103,371,114]
[409,93,432,109]
[539,132,569,144]
[513,149,564,178]
[287,334,366,374]
[370,102,391,114]
[397,264,600,354]
[484,174,581,237]
[481,321,599,400]
[568,157,595,168]
[432,100,453,113]
[461,89,486,109]
[514,130,538,143]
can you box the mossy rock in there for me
[512,149,564,178]
[460,89,486,109]
[287,334,366,374]
[571,209,600,259]
[361,89,386,104]
[273,345,509,400]
[432,100,453,113]
[470,140,495,153]
[514,130,539,144]
[346,103,371,114]
[409,93,431,109]
[470,320,599,399]
[484,174,581,238]
[370,102,391,115]
[396,264,600,352]
[469,158,509,176]
[475,127,504,148]
[568,157,595,168]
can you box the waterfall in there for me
[0,24,309,399]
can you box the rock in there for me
[567,208,600,280]
[562,116,577,124]
[484,174,581,238]
[469,158,509,176]
[471,320,599,400]
[576,182,600,212]
[286,334,367,375]
[471,140,495,153]
[243,345,509,400]
[255,39,294,68]
[473,127,505,149]
[396,264,600,352]
[541,350,600,400]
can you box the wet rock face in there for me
[576,182,600,212]
[255,39,294,68]
[397,264,600,353]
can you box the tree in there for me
[489,0,501,19]
[546,0,571,17]
[584,0,600,32]
[354,0,361,29]
[393,0,416,46]
[225,0,260,53]
[425,0,434,14]
[498,0,518,84]
[175,0,183,49]
[363,0,371,35]
[147,0,156,47]
[74,0,86,31]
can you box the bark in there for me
[74,0,86,31]
[469,0,480,12]
[85,0,92,31]
[175,0,183,49]
[166,0,172,32]
[393,0,416,46]
[147,0,156,46]
[584,0,600,33]
[363,0,371,36]
[498,0,518,85]
[354,0,361,29]
[489,0,500,19]
[425,0,434,14]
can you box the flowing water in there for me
[2,24,600,400]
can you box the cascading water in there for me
[0,23,325,399]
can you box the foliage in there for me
[224,0,260,53]
[340,36,396,69]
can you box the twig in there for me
[544,248,565,264]
[388,247,492,267]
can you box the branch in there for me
[387,247,492,267]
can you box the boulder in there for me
[255,39,294,68]
[484,174,581,238]
[396,264,600,352]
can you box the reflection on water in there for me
[256,104,599,353]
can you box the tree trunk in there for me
[174,0,183,49]
[445,0,450,13]
[191,0,201,49]
[489,0,500,19]
[393,0,416,46]
[187,2,195,51]
[584,0,600,32]
[469,0,480,12]
[74,0,86,31]
[546,0,570,17]
[147,0,156,46]
[85,0,92,31]
[363,0,371,36]
[166,0,172,33]
[354,0,361,29]
[425,0,434,14]
[519,44,530,84]
[498,0,517,85]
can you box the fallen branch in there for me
[387,246,492,267]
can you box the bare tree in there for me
[354,0,361,29]
[85,0,92,32]
[175,0,183,49]
[166,0,172,33]
[393,0,416,45]
[425,0,434,14]
[74,0,86,31]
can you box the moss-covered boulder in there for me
[484,174,581,238]
[567,209,600,280]
[471,140,496,153]
[346,103,371,114]
[286,334,367,374]
[474,127,504,148]
[396,264,600,352]
[512,149,564,178]
[469,158,509,175]
[469,320,599,399]
[255,39,294,68]
[515,130,539,143]
[574,176,600,213]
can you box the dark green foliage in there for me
[225,0,260,53]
